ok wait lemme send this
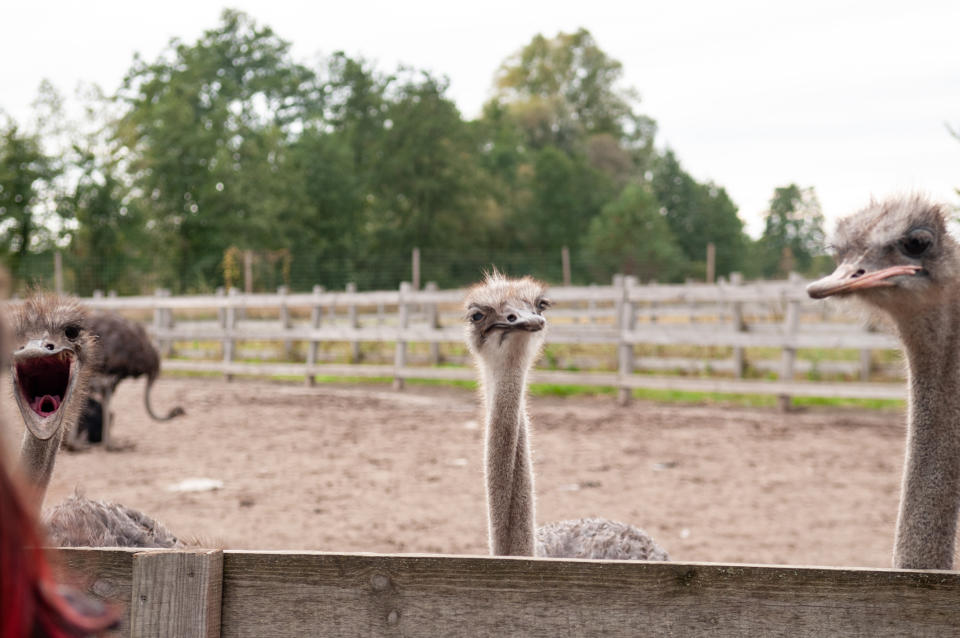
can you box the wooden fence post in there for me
[346,282,360,362]
[130,549,222,638]
[425,281,440,365]
[278,285,292,360]
[860,322,875,382]
[162,289,174,357]
[779,273,802,410]
[617,275,636,406]
[706,242,716,284]
[730,272,745,378]
[684,278,697,325]
[223,288,238,382]
[588,283,597,324]
[153,289,170,357]
[393,282,410,391]
[411,248,421,292]
[306,285,323,386]
[612,274,624,332]
[561,246,571,287]
[215,287,225,330]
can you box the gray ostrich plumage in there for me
[44,491,182,548]
[465,272,668,561]
[808,195,960,570]
[537,517,668,561]
[12,292,181,548]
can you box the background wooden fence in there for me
[58,547,960,637]
[74,274,906,403]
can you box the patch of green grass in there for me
[791,396,903,410]
[164,364,903,411]
[528,383,616,398]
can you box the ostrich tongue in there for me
[30,394,62,417]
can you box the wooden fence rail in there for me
[47,274,906,402]
[57,548,960,638]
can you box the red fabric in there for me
[0,466,116,638]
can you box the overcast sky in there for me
[2,0,958,236]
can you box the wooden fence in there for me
[58,547,960,637]
[76,274,906,402]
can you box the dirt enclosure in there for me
[8,375,914,568]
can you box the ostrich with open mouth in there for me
[11,292,182,548]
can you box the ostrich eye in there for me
[64,325,80,340]
[900,230,933,258]
[536,298,551,312]
[470,311,484,322]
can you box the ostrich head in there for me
[11,293,97,441]
[464,271,551,371]
[807,196,959,315]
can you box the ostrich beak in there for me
[11,340,78,440]
[807,263,923,299]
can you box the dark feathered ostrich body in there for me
[11,293,182,548]
[464,272,668,560]
[75,313,184,448]
[808,195,960,569]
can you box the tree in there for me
[115,9,321,290]
[0,121,59,284]
[492,28,655,155]
[359,70,492,287]
[650,149,747,278]
[583,183,685,282]
[757,184,827,277]
[60,149,147,295]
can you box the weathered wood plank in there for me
[56,547,137,637]
[219,552,960,638]
[131,549,223,638]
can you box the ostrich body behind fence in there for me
[76,312,185,448]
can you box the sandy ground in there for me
[4,375,913,568]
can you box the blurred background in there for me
[1,1,957,294]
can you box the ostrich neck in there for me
[894,299,960,569]
[19,427,64,512]
[481,362,537,556]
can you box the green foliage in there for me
[583,183,685,281]
[58,150,148,294]
[492,27,655,156]
[0,121,59,283]
[116,9,320,291]
[3,13,814,292]
[758,184,827,277]
[650,149,748,278]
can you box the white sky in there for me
[2,0,958,237]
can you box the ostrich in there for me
[11,292,182,547]
[74,312,185,449]
[465,272,668,560]
[807,195,960,570]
